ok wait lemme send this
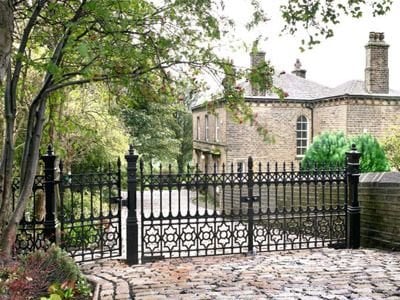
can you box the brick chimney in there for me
[365,32,389,94]
[250,51,266,96]
[291,59,306,78]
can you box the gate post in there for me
[346,144,361,249]
[41,145,60,244]
[126,145,139,265]
[247,156,255,255]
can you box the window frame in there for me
[205,115,209,141]
[296,115,309,157]
[196,116,201,140]
[215,115,220,142]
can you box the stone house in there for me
[192,32,400,170]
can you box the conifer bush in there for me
[301,132,348,168]
[302,132,390,172]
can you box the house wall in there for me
[192,97,400,169]
[302,98,400,141]
[225,102,312,166]
[192,105,227,171]
[346,99,400,139]
[313,101,347,136]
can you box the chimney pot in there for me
[291,59,306,78]
[250,51,266,96]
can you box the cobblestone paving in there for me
[80,248,400,300]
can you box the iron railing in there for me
[125,145,360,264]
[13,146,123,262]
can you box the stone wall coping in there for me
[360,172,400,186]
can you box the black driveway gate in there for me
[126,145,361,264]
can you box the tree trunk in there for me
[0,65,15,235]
[0,0,14,235]
[0,94,48,256]
[0,0,13,83]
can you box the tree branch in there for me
[10,0,46,101]
[43,59,213,94]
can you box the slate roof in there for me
[242,72,333,100]
[329,80,400,97]
[242,74,400,100]
[193,71,400,109]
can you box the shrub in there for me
[2,246,92,299]
[20,245,81,285]
[382,128,400,171]
[302,132,348,168]
[302,132,390,172]
[351,134,390,172]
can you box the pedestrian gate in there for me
[14,146,122,262]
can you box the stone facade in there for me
[225,102,312,166]
[192,32,400,168]
[314,97,400,138]
[193,97,400,168]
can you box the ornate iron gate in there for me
[126,145,361,264]
[14,146,123,262]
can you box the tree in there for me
[302,132,348,168]
[351,134,390,173]
[0,0,13,83]
[43,84,129,173]
[281,0,393,49]
[302,132,390,172]
[120,77,195,172]
[122,102,181,164]
[0,0,267,259]
[173,110,193,174]
[382,128,400,171]
[122,100,193,172]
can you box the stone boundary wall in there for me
[359,172,400,250]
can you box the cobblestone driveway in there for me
[81,248,400,300]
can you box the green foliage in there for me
[122,96,193,170]
[41,276,92,300]
[42,85,129,173]
[382,128,400,171]
[281,0,393,49]
[59,190,111,249]
[1,246,91,299]
[61,222,101,250]
[20,245,81,285]
[122,102,181,162]
[302,132,390,172]
[42,282,74,300]
[352,134,390,172]
[302,132,348,168]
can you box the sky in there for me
[220,1,400,90]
